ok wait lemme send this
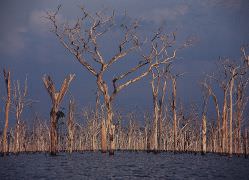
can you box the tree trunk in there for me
[202,115,207,154]
[229,75,235,157]
[50,106,58,155]
[14,112,20,154]
[236,84,242,154]
[101,119,107,153]
[158,101,163,151]
[97,74,115,155]
[67,99,75,154]
[222,89,228,154]
[2,70,11,155]
[153,101,159,151]
[172,78,177,152]
[211,93,221,152]
[107,107,115,155]
[43,74,75,155]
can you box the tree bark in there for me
[2,70,11,155]
[229,71,235,157]
[101,119,107,153]
[67,99,75,153]
[236,84,243,154]
[211,93,221,152]
[221,89,228,154]
[202,115,207,154]
[50,106,58,155]
[172,77,177,152]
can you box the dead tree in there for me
[208,54,248,155]
[12,78,33,153]
[171,76,177,152]
[235,46,249,154]
[46,6,177,155]
[228,66,239,157]
[67,99,75,153]
[43,74,75,155]
[202,79,221,152]
[150,67,168,151]
[200,79,211,155]
[2,69,11,155]
[208,61,231,154]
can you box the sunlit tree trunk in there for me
[172,77,177,152]
[202,115,207,154]
[229,71,236,157]
[67,99,75,153]
[236,86,242,154]
[151,72,159,151]
[221,89,228,154]
[211,93,221,152]
[2,70,11,155]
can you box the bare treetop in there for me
[46,5,178,99]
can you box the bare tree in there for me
[171,76,177,152]
[150,67,168,151]
[228,65,239,157]
[2,69,11,155]
[12,78,33,153]
[208,61,231,154]
[200,79,210,155]
[67,99,75,153]
[201,79,221,152]
[207,50,249,156]
[235,46,249,154]
[43,74,75,155]
[46,6,177,155]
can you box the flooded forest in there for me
[1,6,249,159]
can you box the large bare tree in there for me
[46,6,178,155]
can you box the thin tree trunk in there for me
[172,77,177,152]
[222,89,228,154]
[158,101,163,151]
[211,93,221,152]
[202,115,207,154]
[158,80,166,151]
[153,101,159,151]
[2,70,11,155]
[236,84,242,154]
[67,99,75,154]
[14,112,20,154]
[50,106,58,155]
[101,119,107,153]
[229,74,235,157]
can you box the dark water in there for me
[0,152,249,179]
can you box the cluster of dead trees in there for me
[200,47,249,156]
[0,6,248,157]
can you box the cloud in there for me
[200,0,242,9]
[145,4,189,24]
[0,27,27,55]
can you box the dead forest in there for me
[1,6,249,157]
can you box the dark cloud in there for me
[0,0,249,122]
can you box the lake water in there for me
[0,152,249,179]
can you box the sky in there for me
[0,0,249,123]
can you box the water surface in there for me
[0,152,248,179]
